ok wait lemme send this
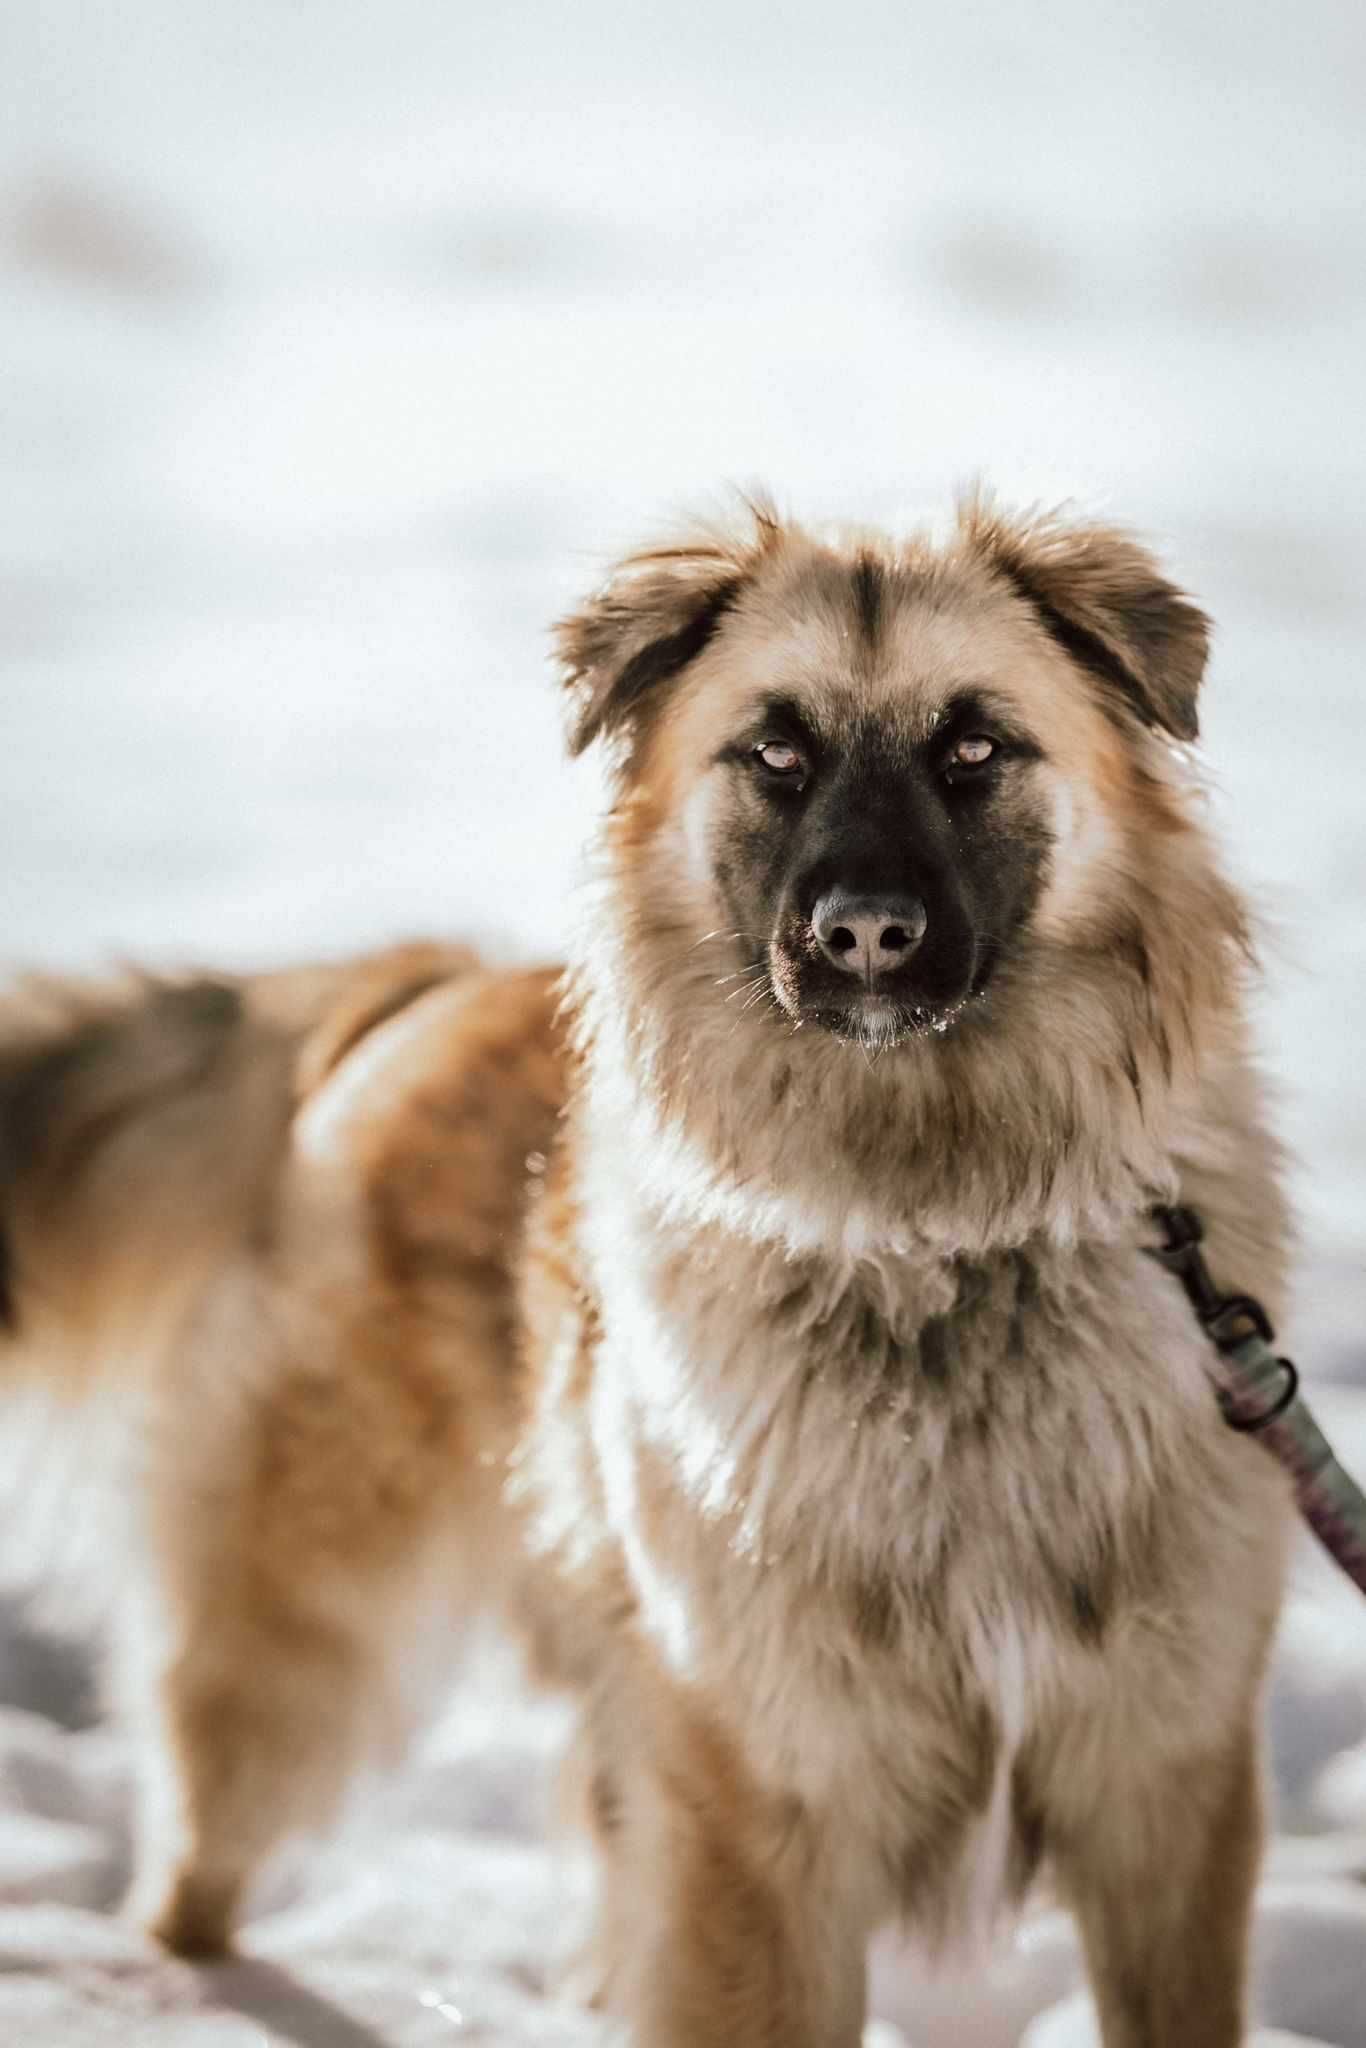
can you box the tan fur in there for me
[0,499,1293,2044]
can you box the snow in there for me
[2,0,1365,2039]
[1,1584,1366,2045]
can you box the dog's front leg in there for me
[586,1699,870,2048]
[1050,1715,1263,2048]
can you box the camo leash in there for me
[1149,1205,1366,1596]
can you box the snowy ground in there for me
[2,1,1365,2040]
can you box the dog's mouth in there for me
[757,936,997,1048]
[803,991,975,1046]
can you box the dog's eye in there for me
[952,735,996,768]
[755,741,805,778]
[943,734,1000,785]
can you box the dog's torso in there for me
[515,1043,1292,1961]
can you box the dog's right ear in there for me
[556,504,778,757]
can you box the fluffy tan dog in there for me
[0,497,1293,2046]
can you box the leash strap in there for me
[1149,1205,1366,1596]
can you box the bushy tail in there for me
[0,942,476,1386]
[0,970,294,1377]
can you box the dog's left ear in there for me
[556,503,780,757]
[961,497,1209,741]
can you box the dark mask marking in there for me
[850,550,886,647]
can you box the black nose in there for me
[811,891,928,985]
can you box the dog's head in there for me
[559,494,1235,1060]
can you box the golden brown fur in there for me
[0,942,564,1951]
[0,498,1294,2043]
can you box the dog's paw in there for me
[136,1869,239,1960]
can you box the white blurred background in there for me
[1,5,1364,2040]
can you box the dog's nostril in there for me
[810,892,928,976]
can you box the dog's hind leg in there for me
[117,1319,498,1957]
[124,1590,381,1956]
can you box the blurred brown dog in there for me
[0,497,1293,2046]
